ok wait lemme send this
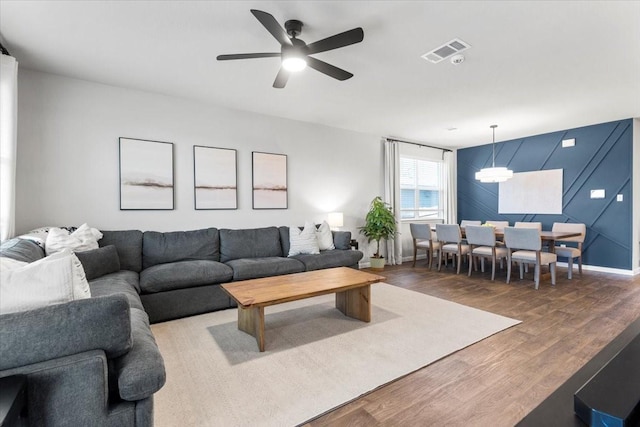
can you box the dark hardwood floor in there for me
[305,261,640,427]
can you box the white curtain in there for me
[0,54,18,241]
[443,150,457,224]
[383,139,402,264]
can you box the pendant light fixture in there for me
[475,125,513,183]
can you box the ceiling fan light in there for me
[282,56,307,72]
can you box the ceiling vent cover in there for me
[422,38,470,63]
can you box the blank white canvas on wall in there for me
[498,169,563,214]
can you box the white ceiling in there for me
[1,1,639,148]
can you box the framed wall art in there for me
[119,137,174,210]
[193,145,238,210]
[252,151,288,209]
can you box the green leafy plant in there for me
[358,196,398,258]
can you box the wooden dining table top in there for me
[432,226,581,241]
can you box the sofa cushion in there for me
[100,230,143,273]
[89,270,144,311]
[332,231,352,250]
[139,260,233,294]
[142,228,219,269]
[219,227,282,263]
[225,257,305,281]
[293,250,364,271]
[76,245,121,281]
[0,238,45,263]
[112,308,166,401]
[0,294,132,371]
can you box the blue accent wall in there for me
[457,119,633,270]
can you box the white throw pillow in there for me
[45,223,103,256]
[315,221,335,251]
[0,257,28,271]
[0,249,91,315]
[288,221,320,256]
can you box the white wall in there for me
[16,70,384,256]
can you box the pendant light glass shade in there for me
[475,125,513,183]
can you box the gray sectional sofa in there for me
[0,225,363,426]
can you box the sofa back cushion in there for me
[142,228,219,269]
[219,227,282,262]
[0,238,45,263]
[100,230,144,273]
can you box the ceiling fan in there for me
[217,9,364,88]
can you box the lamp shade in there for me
[475,167,514,183]
[476,124,513,183]
[327,212,344,228]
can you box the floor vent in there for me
[422,38,470,63]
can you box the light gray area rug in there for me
[151,283,520,427]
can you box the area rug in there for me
[151,283,520,427]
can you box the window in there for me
[400,156,444,220]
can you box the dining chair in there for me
[552,222,586,279]
[465,225,508,280]
[514,221,542,230]
[460,220,481,227]
[410,223,441,269]
[514,222,543,271]
[483,221,509,231]
[504,227,557,289]
[435,224,469,274]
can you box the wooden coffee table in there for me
[221,267,385,352]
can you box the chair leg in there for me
[519,262,524,280]
[506,257,512,284]
[534,264,540,289]
[551,262,556,285]
[480,258,485,273]
[438,251,443,272]
[468,254,473,276]
[567,257,573,280]
[578,255,582,275]
[491,257,496,281]
[412,242,417,267]
[456,254,461,274]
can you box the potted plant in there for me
[358,196,398,270]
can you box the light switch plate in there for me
[590,189,605,199]
[562,138,576,148]
[617,194,624,202]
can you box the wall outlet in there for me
[617,194,623,202]
[562,138,576,148]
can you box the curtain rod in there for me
[385,137,452,153]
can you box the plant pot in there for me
[369,257,386,270]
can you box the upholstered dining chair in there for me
[504,227,557,289]
[460,220,481,228]
[410,223,441,269]
[552,222,586,279]
[465,225,508,280]
[514,221,542,230]
[435,224,469,274]
[483,221,509,231]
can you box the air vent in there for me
[422,38,470,63]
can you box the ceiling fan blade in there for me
[273,68,290,88]
[217,53,280,61]
[306,28,364,55]
[250,9,292,46]
[306,57,353,81]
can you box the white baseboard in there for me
[358,256,639,276]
